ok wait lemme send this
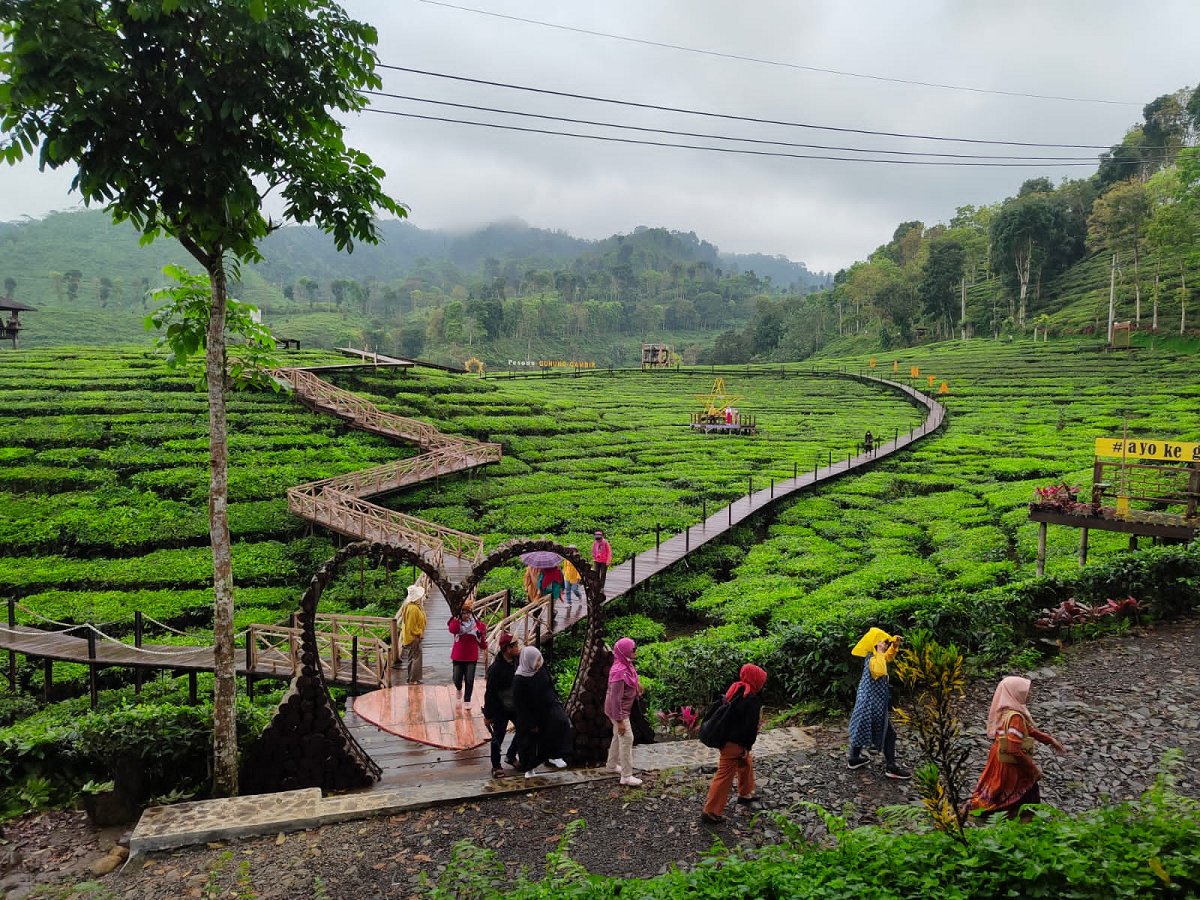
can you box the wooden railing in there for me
[247,612,400,689]
[287,488,485,565]
[291,444,500,501]
[277,367,500,457]
[485,594,553,656]
[1092,459,1200,517]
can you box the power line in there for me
[415,0,1141,107]
[363,104,1098,166]
[377,65,1117,150]
[363,89,1111,161]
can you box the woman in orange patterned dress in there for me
[965,676,1066,822]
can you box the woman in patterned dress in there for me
[847,627,910,779]
[965,675,1066,822]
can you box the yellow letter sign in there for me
[1095,438,1200,463]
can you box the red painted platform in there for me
[352,682,492,751]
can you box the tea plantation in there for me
[1,342,1199,811]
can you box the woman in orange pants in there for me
[701,664,767,824]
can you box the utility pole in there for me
[1106,253,1117,346]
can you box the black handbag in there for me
[698,695,733,749]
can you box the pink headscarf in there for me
[725,664,768,701]
[985,675,1035,739]
[608,637,640,689]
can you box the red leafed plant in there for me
[1035,596,1143,631]
[656,706,700,738]
[1032,483,1094,515]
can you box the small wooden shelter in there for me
[0,298,36,349]
[641,343,673,370]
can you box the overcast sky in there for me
[3,1,1198,272]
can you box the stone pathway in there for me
[128,728,816,854]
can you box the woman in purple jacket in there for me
[604,637,645,786]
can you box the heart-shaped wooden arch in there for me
[240,538,651,795]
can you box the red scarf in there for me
[725,664,767,701]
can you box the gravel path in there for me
[4,618,1198,899]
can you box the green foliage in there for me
[892,631,970,838]
[414,773,1200,899]
[145,265,280,389]
[0,696,271,811]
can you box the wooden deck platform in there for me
[351,683,491,751]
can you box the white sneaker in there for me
[525,767,541,779]
[619,775,643,787]
[605,765,622,774]
[462,701,472,709]
[548,758,567,769]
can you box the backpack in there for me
[698,695,734,749]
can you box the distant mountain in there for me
[0,209,829,307]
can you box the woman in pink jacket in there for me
[604,637,644,786]
[591,530,612,590]
[448,599,486,707]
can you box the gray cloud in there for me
[3,0,1197,272]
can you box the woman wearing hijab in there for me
[447,599,486,708]
[511,646,572,778]
[965,675,1066,822]
[701,663,767,824]
[604,637,645,786]
[847,627,910,779]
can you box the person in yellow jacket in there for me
[562,548,582,605]
[396,583,427,684]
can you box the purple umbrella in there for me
[520,550,563,568]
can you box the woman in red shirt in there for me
[448,599,486,708]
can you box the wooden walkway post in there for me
[1036,522,1048,577]
[7,598,15,691]
[86,629,98,711]
[134,610,143,694]
[1079,528,1089,567]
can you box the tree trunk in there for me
[206,261,238,797]
[1153,264,1160,331]
[1181,267,1187,336]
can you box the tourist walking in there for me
[591,530,612,590]
[965,675,1066,823]
[562,550,582,605]
[448,599,486,708]
[522,565,543,604]
[537,565,564,602]
[481,632,522,778]
[511,646,572,777]
[702,664,767,823]
[847,628,911,779]
[395,583,427,684]
[605,637,645,786]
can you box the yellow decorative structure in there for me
[464,357,485,375]
[694,377,742,422]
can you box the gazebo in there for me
[0,298,36,349]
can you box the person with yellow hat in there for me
[395,583,427,684]
[847,627,910,778]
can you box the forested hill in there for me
[0,210,829,312]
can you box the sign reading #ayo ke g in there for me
[1095,438,1200,463]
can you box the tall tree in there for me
[0,0,404,795]
[990,193,1056,325]
[1088,179,1151,323]
[918,239,965,339]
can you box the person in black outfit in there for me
[482,632,522,778]
[511,646,573,778]
[702,664,767,823]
